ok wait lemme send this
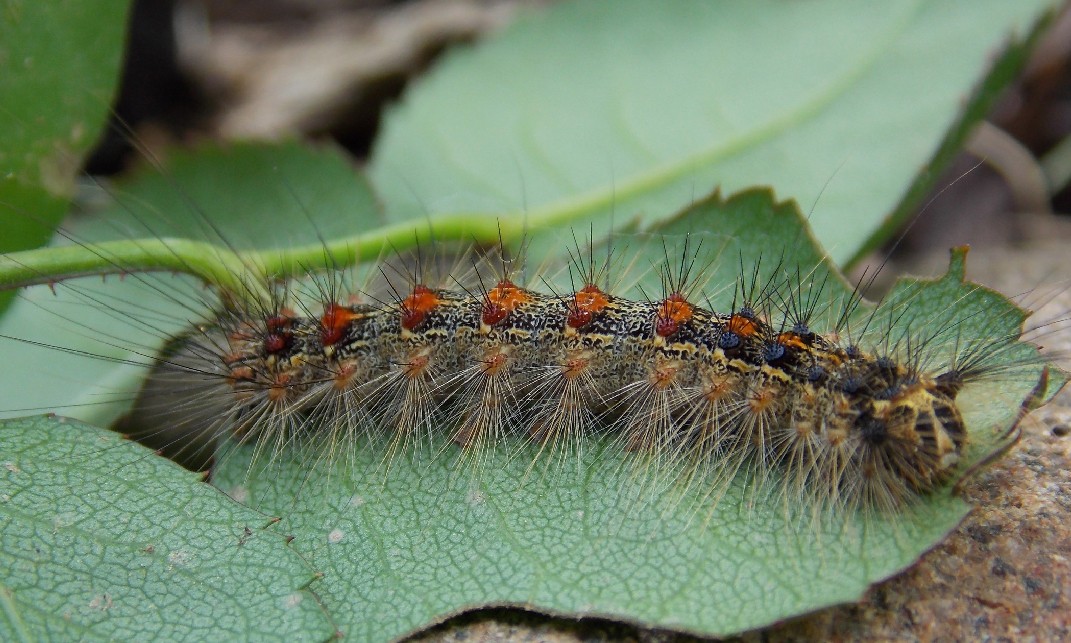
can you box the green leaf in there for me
[0,415,334,641]
[77,140,383,248]
[369,0,1055,266]
[0,0,133,311]
[219,445,971,640]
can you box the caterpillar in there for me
[1,184,1059,515]
[122,239,958,513]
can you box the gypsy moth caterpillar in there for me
[1,176,1061,515]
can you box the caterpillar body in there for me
[1,178,1058,517]
[163,262,965,513]
[51,192,1043,523]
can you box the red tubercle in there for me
[320,302,359,345]
[265,309,296,333]
[567,283,609,330]
[655,293,693,338]
[482,302,509,326]
[262,310,295,355]
[482,279,530,327]
[401,284,441,331]
[263,333,291,355]
[654,317,677,337]
[567,307,593,329]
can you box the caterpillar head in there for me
[852,380,967,505]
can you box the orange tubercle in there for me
[401,284,440,331]
[726,313,759,338]
[748,385,776,414]
[776,331,808,351]
[333,362,358,391]
[703,373,733,402]
[268,372,292,403]
[480,347,510,376]
[321,302,359,345]
[567,283,609,329]
[655,293,693,338]
[228,366,255,384]
[404,351,431,379]
[483,279,531,326]
[648,361,681,389]
[561,352,591,380]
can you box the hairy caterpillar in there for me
[114,237,966,513]
[1,181,1060,513]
